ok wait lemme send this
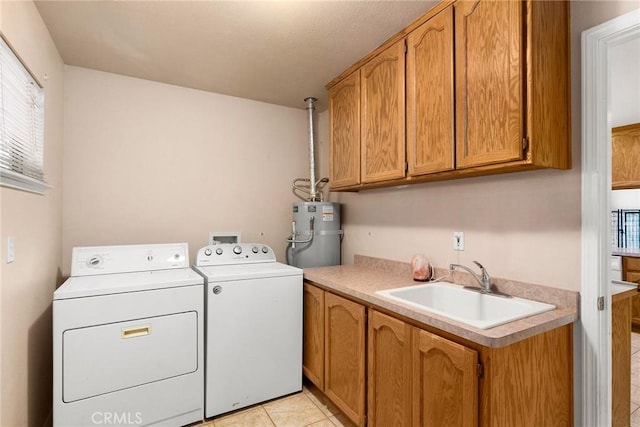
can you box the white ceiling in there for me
[34,0,438,111]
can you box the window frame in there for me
[0,34,50,194]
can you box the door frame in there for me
[581,8,640,427]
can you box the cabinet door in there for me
[367,310,412,427]
[325,293,366,426]
[407,5,455,176]
[329,71,361,189]
[612,123,640,189]
[455,0,524,169]
[361,40,406,183]
[303,283,324,389]
[612,296,631,427]
[413,328,478,427]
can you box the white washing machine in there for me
[192,243,302,418]
[53,243,204,427]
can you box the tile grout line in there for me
[261,389,335,427]
[260,403,278,427]
[302,390,335,427]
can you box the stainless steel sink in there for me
[376,282,555,329]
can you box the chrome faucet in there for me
[449,261,492,292]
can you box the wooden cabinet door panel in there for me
[303,284,324,389]
[413,328,478,427]
[324,293,366,426]
[625,256,640,272]
[612,297,631,427]
[455,0,524,169]
[367,310,412,427]
[612,123,640,190]
[407,5,455,176]
[329,71,361,189]
[627,272,640,284]
[361,41,406,183]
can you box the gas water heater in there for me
[287,201,342,268]
[286,98,342,268]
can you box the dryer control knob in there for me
[87,256,103,268]
[262,246,269,254]
[216,248,223,255]
[233,245,242,255]
[204,248,212,256]
[252,246,259,254]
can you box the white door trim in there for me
[581,8,640,427]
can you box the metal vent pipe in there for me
[305,97,319,202]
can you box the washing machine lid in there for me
[54,268,203,300]
[193,262,302,282]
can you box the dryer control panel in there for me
[71,243,190,277]
[195,243,275,266]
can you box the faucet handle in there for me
[473,260,490,279]
[472,260,484,270]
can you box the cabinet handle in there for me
[121,326,151,339]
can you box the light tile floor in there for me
[199,382,356,427]
[631,332,640,426]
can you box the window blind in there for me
[0,36,47,193]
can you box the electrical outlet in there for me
[453,231,464,251]
[7,237,15,263]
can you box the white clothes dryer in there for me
[193,243,302,418]
[53,243,204,427]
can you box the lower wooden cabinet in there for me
[324,292,366,425]
[303,283,324,388]
[368,310,478,427]
[413,327,478,426]
[303,282,573,427]
[622,256,640,328]
[480,324,572,426]
[367,311,412,426]
[302,283,366,426]
[612,291,632,427]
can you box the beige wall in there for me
[0,1,64,426]
[319,0,640,293]
[0,1,636,425]
[62,66,310,274]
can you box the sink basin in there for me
[375,282,555,329]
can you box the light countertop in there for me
[612,279,637,302]
[303,255,579,348]
[612,247,640,257]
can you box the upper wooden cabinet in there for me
[329,40,405,187]
[454,0,524,168]
[407,5,455,176]
[361,40,406,183]
[328,71,361,189]
[612,123,640,189]
[326,0,571,191]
